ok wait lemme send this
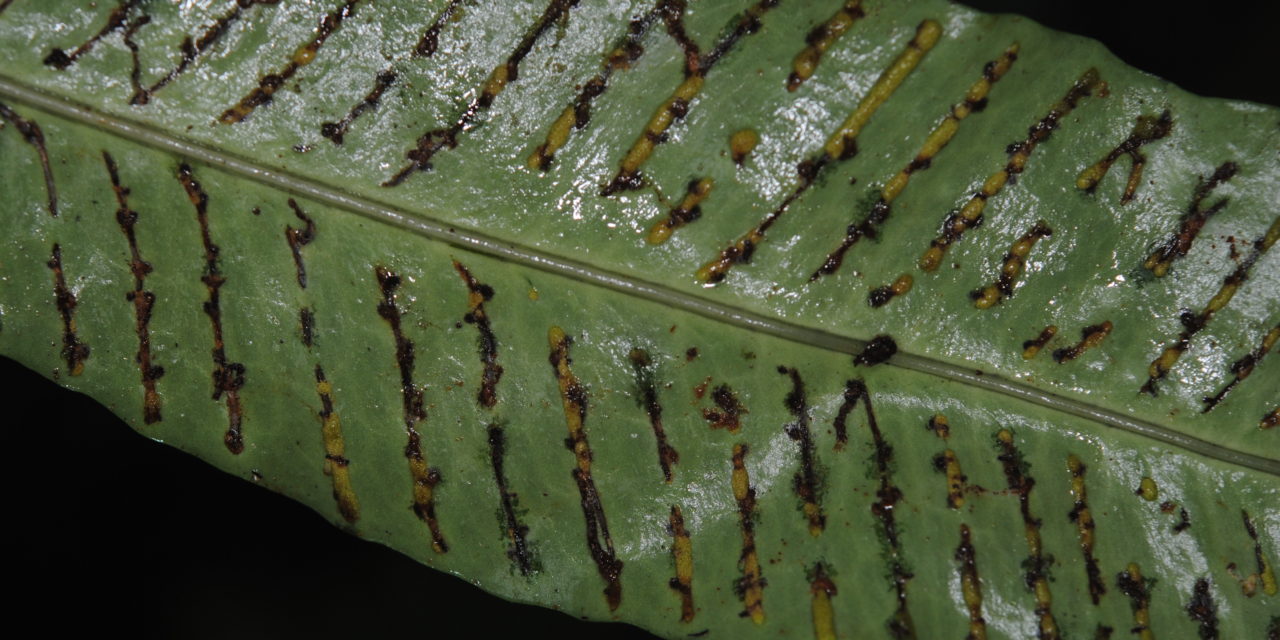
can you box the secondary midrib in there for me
[3,75,1275,476]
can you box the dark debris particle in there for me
[854,335,897,366]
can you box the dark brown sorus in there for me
[131,1,282,105]
[702,383,746,432]
[0,102,58,216]
[487,424,536,575]
[453,261,504,409]
[777,366,824,534]
[104,151,163,423]
[854,334,898,366]
[842,379,915,636]
[630,348,679,482]
[177,164,247,454]
[46,244,90,377]
[44,0,144,70]
[387,0,582,185]
[219,0,363,124]
[548,329,624,610]
[375,265,449,553]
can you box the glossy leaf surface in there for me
[1,1,1276,638]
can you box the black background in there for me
[5,2,1277,638]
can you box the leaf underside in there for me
[1,1,1276,638]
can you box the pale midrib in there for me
[2,76,1275,476]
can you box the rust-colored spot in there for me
[630,348,680,482]
[778,366,824,536]
[1202,323,1277,412]
[1143,161,1237,277]
[375,265,448,553]
[668,504,695,622]
[1053,321,1112,363]
[1262,407,1279,430]
[971,221,1052,308]
[1066,455,1105,604]
[453,261,504,409]
[548,327,624,610]
[693,375,711,398]
[813,42,1019,281]
[919,69,1104,273]
[786,0,865,91]
[103,151,162,423]
[955,524,987,640]
[487,423,536,575]
[1076,110,1173,204]
[46,244,90,377]
[995,429,1060,639]
[387,0,582,185]
[43,0,142,70]
[220,0,364,124]
[177,164,246,454]
[702,383,745,432]
[731,443,766,624]
[0,102,58,217]
[1142,217,1278,395]
[1022,325,1057,360]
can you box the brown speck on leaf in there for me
[693,376,712,400]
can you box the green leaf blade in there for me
[1,1,1276,637]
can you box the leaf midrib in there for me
[4,74,1274,476]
